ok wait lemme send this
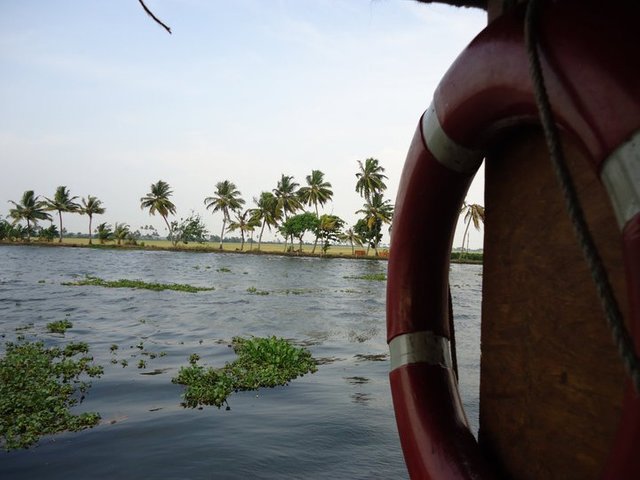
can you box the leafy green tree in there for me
[355,158,387,204]
[354,218,376,256]
[79,196,105,245]
[298,170,333,216]
[280,212,320,253]
[140,180,177,243]
[95,222,113,244]
[459,203,485,257]
[356,193,393,256]
[8,191,52,241]
[113,223,130,245]
[315,214,344,255]
[170,213,209,245]
[250,192,280,251]
[204,180,245,250]
[45,186,80,243]
[0,218,10,241]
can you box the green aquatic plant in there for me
[217,267,231,273]
[46,319,73,334]
[172,336,317,409]
[247,287,269,295]
[0,340,103,450]
[63,276,214,293]
[344,273,386,281]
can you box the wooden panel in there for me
[479,129,628,479]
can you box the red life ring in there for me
[386,1,640,478]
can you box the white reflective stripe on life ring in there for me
[601,130,640,230]
[389,331,453,372]
[421,103,484,175]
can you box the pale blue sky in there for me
[0,0,486,248]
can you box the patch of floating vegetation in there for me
[354,353,388,362]
[172,336,317,409]
[217,267,231,273]
[15,323,34,332]
[344,273,387,281]
[62,276,214,293]
[315,356,345,365]
[0,340,103,450]
[247,287,269,296]
[344,376,370,385]
[46,319,73,334]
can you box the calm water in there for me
[0,245,482,479]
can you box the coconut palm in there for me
[140,180,177,243]
[356,193,393,256]
[204,180,245,249]
[273,174,302,250]
[273,174,302,219]
[340,227,364,255]
[95,222,113,244]
[227,209,255,251]
[298,170,333,216]
[355,158,387,204]
[113,223,130,245]
[45,186,80,243]
[459,203,485,256]
[79,196,105,245]
[250,192,280,251]
[8,190,52,241]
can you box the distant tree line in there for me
[2,158,484,255]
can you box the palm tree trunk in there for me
[240,231,245,251]
[219,219,226,250]
[162,215,173,245]
[350,240,354,255]
[26,219,31,242]
[258,223,266,251]
[88,215,93,245]
[460,220,471,258]
[58,210,63,243]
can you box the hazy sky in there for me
[0,0,486,248]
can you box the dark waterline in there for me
[0,245,482,479]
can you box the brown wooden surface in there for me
[479,129,628,479]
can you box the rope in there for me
[524,0,640,394]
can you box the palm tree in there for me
[298,170,333,216]
[355,158,387,204]
[8,190,51,241]
[204,180,245,249]
[227,209,254,251]
[96,222,113,244]
[140,180,177,243]
[273,174,302,250]
[356,193,393,256]
[113,223,130,245]
[250,192,280,251]
[341,227,364,255]
[45,186,80,243]
[79,196,105,245]
[459,203,485,256]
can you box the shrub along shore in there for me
[0,238,483,264]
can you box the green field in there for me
[2,238,482,263]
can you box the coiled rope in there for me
[524,0,640,394]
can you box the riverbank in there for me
[0,239,483,264]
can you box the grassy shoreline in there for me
[0,239,483,264]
